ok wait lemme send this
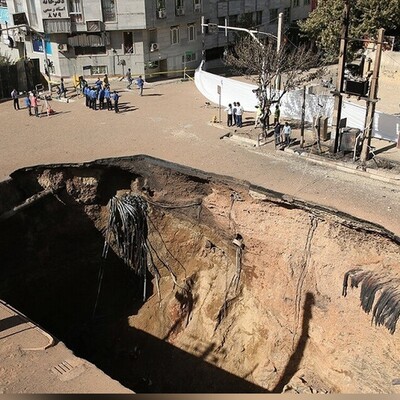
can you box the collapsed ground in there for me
[0,155,400,393]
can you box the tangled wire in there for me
[343,268,400,334]
[102,194,161,301]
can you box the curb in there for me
[228,134,400,186]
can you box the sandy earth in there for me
[1,71,400,394]
[0,74,400,241]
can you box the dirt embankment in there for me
[1,158,400,393]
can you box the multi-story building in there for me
[0,0,312,79]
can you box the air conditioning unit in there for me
[150,42,159,52]
[176,7,185,16]
[194,3,201,12]
[158,9,166,18]
[86,20,104,32]
[58,43,68,52]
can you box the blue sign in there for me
[0,7,9,23]
[32,35,53,55]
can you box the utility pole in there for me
[360,28,385,165]
[276,12,284,91]
[300,85,306,147]
[332,0,350,154]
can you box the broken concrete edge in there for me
[0,299,56,350]
[3,153,400,247]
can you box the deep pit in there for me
[1,155,400,394]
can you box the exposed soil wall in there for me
[0,155,400,393]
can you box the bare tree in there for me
[224,36,325,137]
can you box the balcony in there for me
[43,18,72,33]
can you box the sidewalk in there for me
[0,300,132,393]
[223,118,400,186]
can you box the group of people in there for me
[274,121,292,147]
[125,68,145,96]
[11,89,41,117]
[224,100,292,147]
[224,102,245,128]
[82,74,121,113]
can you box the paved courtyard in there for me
[1,75,400,236]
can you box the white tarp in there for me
[194,62,400,143]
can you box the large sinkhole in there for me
[1,155,400,394]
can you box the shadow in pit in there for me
[75,318,267,393]
[0,169,264,393]
[272,292,315,393]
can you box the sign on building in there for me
[41,0,69,19]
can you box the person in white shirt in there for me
[236,102,244,128]
[282,122,292,146]
[11,89,20,110]
[224,103,233,127]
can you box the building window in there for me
[123,31,133,54]
[69,0,83,23]
[194,0,201,12]
[170,26,180,45]
[228,14,238,26]
[284,7,290,23]
[293,0,299,6]
[26,0,38,26]
[182,51,196,63]
[269,8,278,24]
[255,10,262,25]
[188,24,195,41]
[175,0,184,15]
[0,0,7,6]
[304,0,310,5]
[101,0,116,22]
[218,17,225,26]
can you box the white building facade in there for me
[1,0,313,78]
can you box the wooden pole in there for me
[332,0,350,154]
[300,85,306,148]
[360,28,385,166]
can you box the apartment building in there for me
[0,0,312,78]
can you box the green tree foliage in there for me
[299,0,400,60]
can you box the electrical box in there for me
[344,80,369,97]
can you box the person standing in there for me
[274,122,281,146]
[236,102,244,128]
[224,103,233,127]
[11,89,20,110]
[113,91,120,113]
[137,75,144,96]
[84,84,90,107]
[60,78,66,98]
[98,87,105,109]
[282,121,292,146]
[103,74,109,88]
[30,93,39,117]
[24,93,32,116]
[232,102,237,126]
[274,104,280,124]
[105,87,112,110]
[126,68,133,89]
